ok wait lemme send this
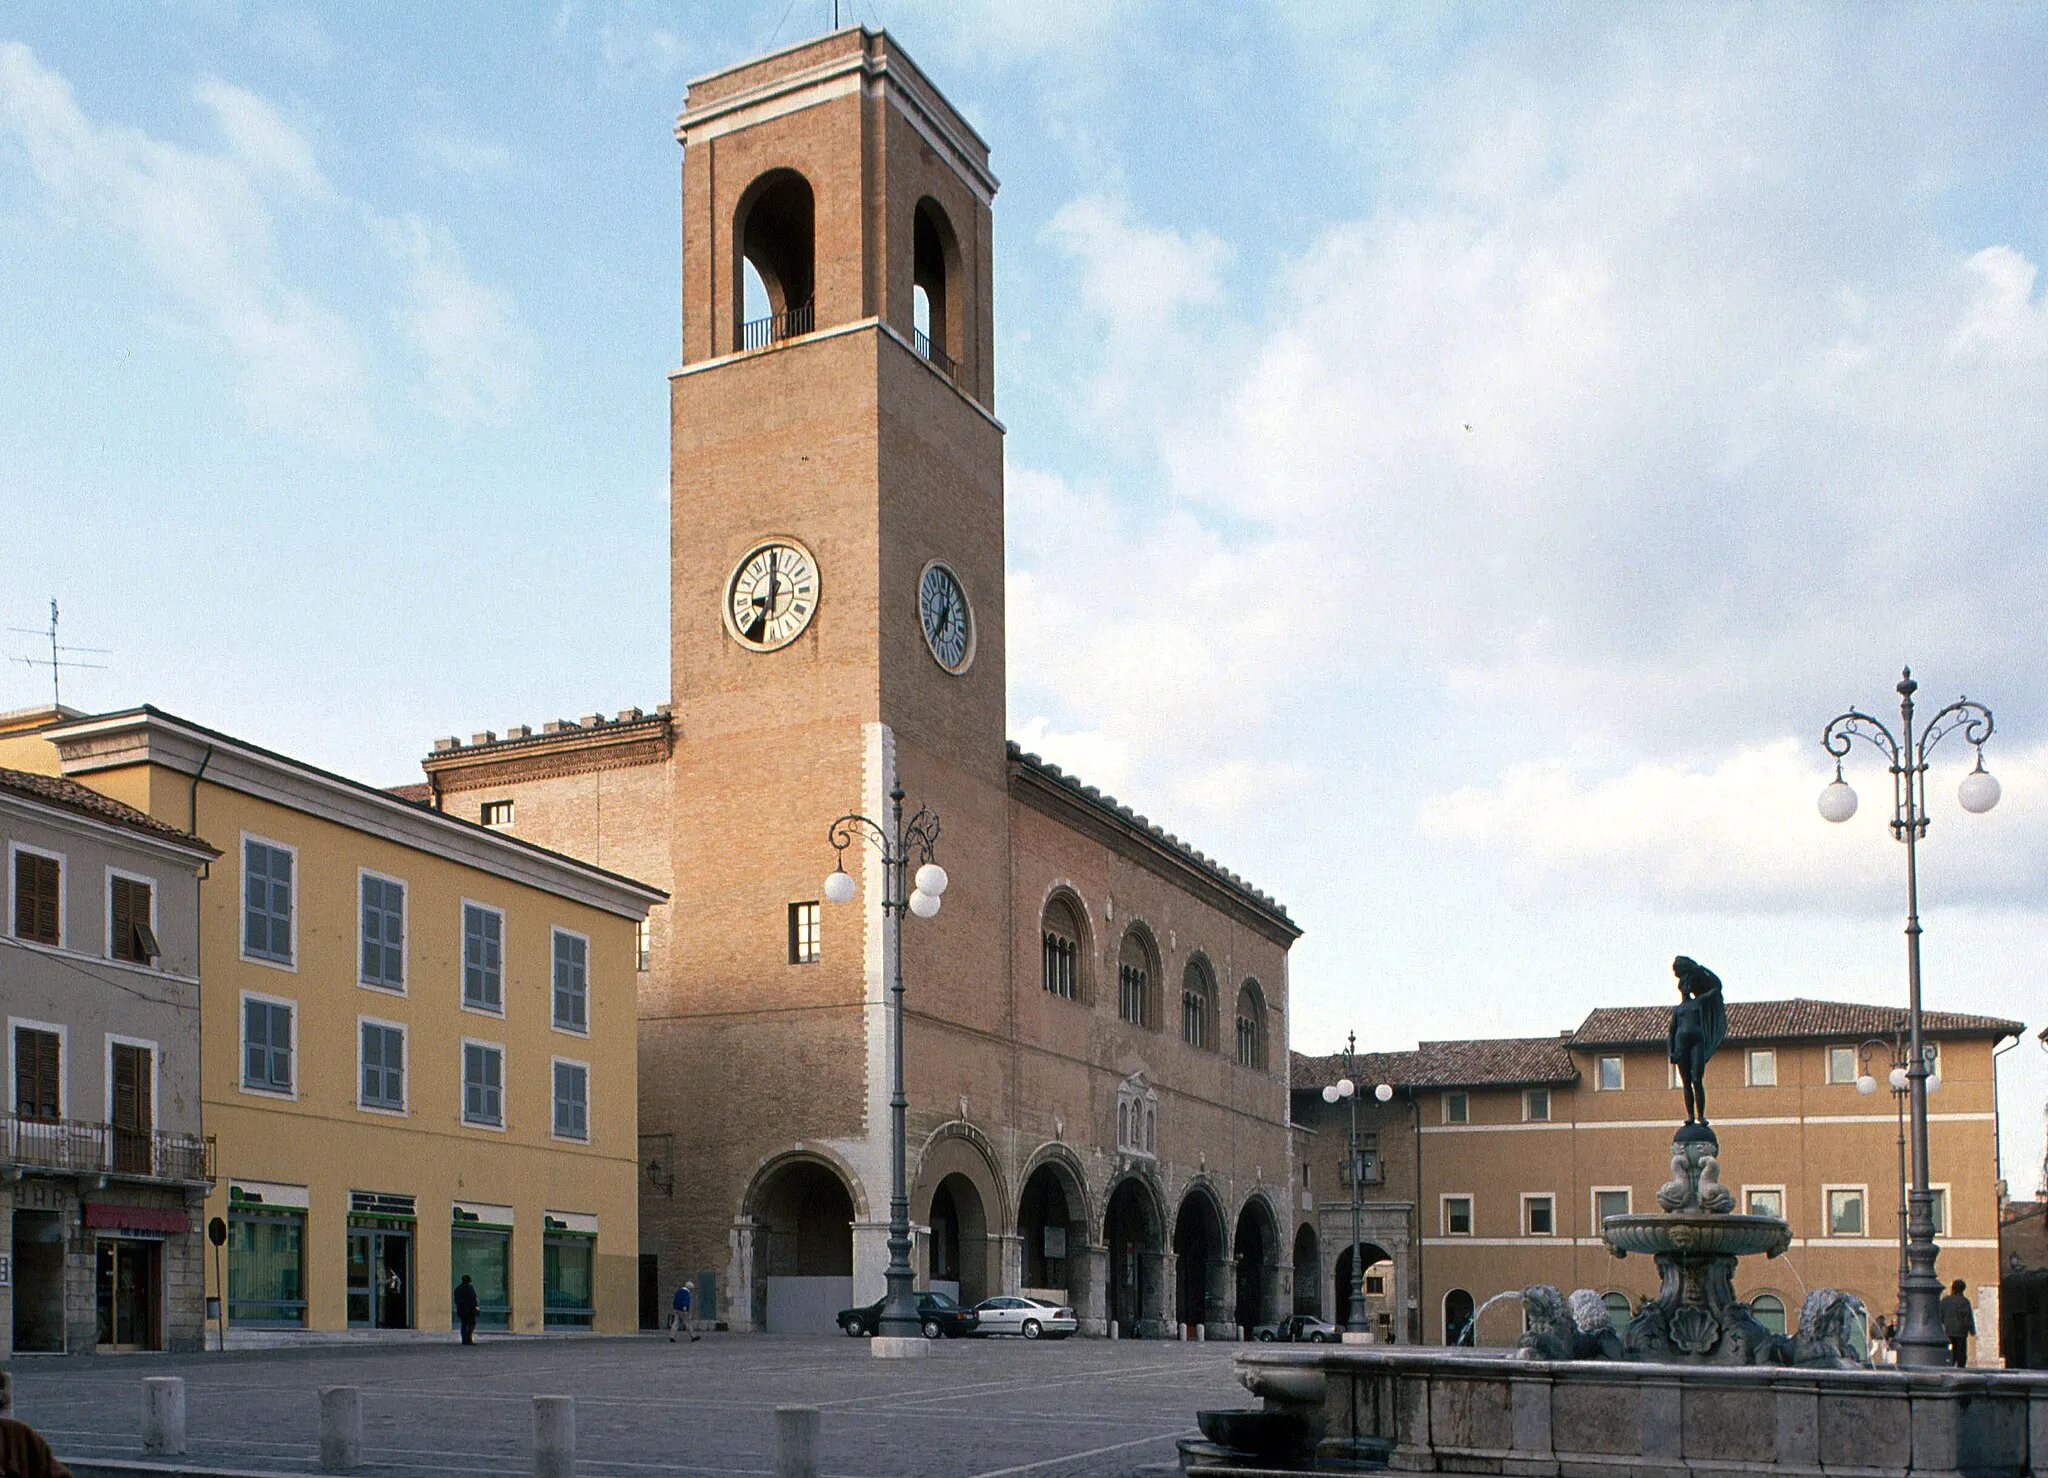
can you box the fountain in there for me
[1187,960,2048,1474]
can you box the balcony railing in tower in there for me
[913,327,957,379]
[739,301,815,352]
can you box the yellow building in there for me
[2,707,663,1340]
[1294,998,2023,1364]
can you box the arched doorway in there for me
[1173,1186,1228,1333]
[1234,1198,1280,1333]
[1443,1288,1476,1346]
[1333,1241,1394,1334]
[733,169,816,348]
[927,1173,990,1306]
[1292,1224,1321,1316]
[750,1157,855,1333]
[1105,1177,1163,1337]
[1018,1159,1089,1314]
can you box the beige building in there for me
[1294,999,2023,1363]
[408,28,1299,1337]
[2,707,663,1340]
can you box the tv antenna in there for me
[11,598,109,709]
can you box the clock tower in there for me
[657,28,1009,1308]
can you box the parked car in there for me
[970,1295,1078,1339]
[1251,1313,1338,1343]
[836,1289,980,1339]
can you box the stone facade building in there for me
[412,29,1299,1336]
[1294,998,2022,1363]
[2,759,217,1355]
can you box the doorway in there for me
[95,1237,162,1349]
[347,1223,414,1329]
[12,1210,66,1352]
[110,1043,154,1174]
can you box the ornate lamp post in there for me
[1321,1034,1394,1342]
[1855,1021,1937,1322]
[823,783,946,1353]
[1819,668,1997,1367]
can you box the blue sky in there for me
[4,2,2045,1196]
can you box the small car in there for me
[970,1295,1078,1339]
[1251,1313,1338,1343]
[836,1289,980,1339]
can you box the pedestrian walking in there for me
[668,1279,699,1341]
[454,1273,482,1346]
[1939,1279,1975,1367]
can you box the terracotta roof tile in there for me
[0,766,215,853]
[384,783,434,806]
[1571,998,2024,1046]
[1293,1035,1577,1091]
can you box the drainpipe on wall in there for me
[1412,1086,1424,1345]
[187,744,213,1349]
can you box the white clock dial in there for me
[723,538,819,652]
[918,560,974,674]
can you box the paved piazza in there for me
[10,1334,1247,1477]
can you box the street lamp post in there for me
[1855,1021,1941,1323]
[1819,668,1997,1368]
[824,783,946,1354]
[1321,1034,1394,1343]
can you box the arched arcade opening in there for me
[748,1157,856,1334]
[1105,1176,1164,1337]
[1173,1185,1228,1334]
[1292,1224,1321,1316]
[1234,1197,1282,1333]
[1018,1158,1091,1316]
[1333,1241,1395,1336]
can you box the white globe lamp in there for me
[823,868,857,905]
[1888,1066,1909,1092]
[1374,1083,1394,1103]
[915,862,950,896]
[1818,774,1859,824]
[908,888,940,919]
[1958,761,2000,815]
[1855,1073,1877,1095]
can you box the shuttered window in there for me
[13,850,60,944]
[111,875,158,963]
[243,999,294,1093]
[14,1026,61,1120]
[243,840,293,963]
[552,931,587,1032]
[463,904,503,1011]
[359,875,405,989]
[360,1021,406,1112]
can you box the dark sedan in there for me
[836,1289,980,1339]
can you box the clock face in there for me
[918,560,974,673]
[722,538,819,652]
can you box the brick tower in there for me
[659,28,1006,1321]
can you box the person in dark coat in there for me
[454,1274,482,1346]
[0,1372,74,1478]
[1939,1279,1975,1367]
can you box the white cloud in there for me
[1419,739,2048,912]
[376,213,536,427]
[0,42,370,445]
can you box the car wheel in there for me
[922,1318,942,1340]
[1309,1331,1329,1343]
[1256,1329,1275,1342]
[1022,1319,1041,1340]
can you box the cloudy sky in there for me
[3,3,2043,1190]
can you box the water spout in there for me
[1460,1289,1523,1347]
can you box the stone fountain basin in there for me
[1603,1211,1790,1258]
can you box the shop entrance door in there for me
[96,1237,162,1349]
[346,1226,414,1329]
[11,1210,67,1352]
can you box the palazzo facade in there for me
[413,29,1299,1336]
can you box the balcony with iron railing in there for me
[913,327,956,379]
[739,301,815,352]
[1,1114,215,1186]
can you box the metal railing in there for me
[1,1113,214,1183]
[739,301,814,352]
[913,327,956,378]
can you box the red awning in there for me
[84,1203,190,1235]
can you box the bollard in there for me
[142,1376,186,1456]
[1196,1325,1206,1343]
[533,1395,575,1478]
[774,1405,820,1478]
[319,1386,362,1470]
[1109,1320,1119,1340]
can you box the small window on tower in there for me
[481,800,514,829]
[635,918,652,973]
[788,901,820,965]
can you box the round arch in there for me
[912,195,964,368]
[1333,1240,1394,1333]
[1104,1172,1167,1337]
[1180,952,1219,1051]
[1292,1223,1321,1316]
[1234,978,1269,1070]
[1018,1140,1096,1233]
[1116,922,1162,1030]
[912,1122,1009,1308]
[731,168,816,347]
[1232,1193,1283,1333]
[1443,1287,1476,1346]
[739,1149,863,1334]
[1038,884,1093,1005]
[1173,1180,1229,1332]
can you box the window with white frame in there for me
[635,918,651,972]
[1115,1075,1157,1158]
[1524,1087,1550,1122]
[242,837,293,964]
[552,929,588,1032]
[1596,1055,1624,1090]
[1443,1091,1468,1124]
[1826,1045,1858,1084]
[463,903,503,1012]
[11,845,63,946]
[463,1041,504,1127]
[788,901,821,965]
[359,873,405,990]
[552,1059,589,1140]
[108,872,159,964]
[480,799,514,829]
[1825,1186,1865,1237]
[1593,1188,1631,1227]
[359,1020,406,1112]
[1442,1195,1473,1235]
[1523,1194,1555,1236]
[13,1022,63,1120]
[1744,1186,1784,1220]
[1747,1049,1776,1086]
[242,996,294,1094]
[1928,1185,1949,1237]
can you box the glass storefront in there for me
[95,1237,162,1349]
[542,1223,595,1328]
[347,1192,418,1330]
[451,1225,512,1330]
[227,1206,307,1327]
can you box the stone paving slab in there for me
[5,1333,1246,1478]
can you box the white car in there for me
[970,1295,1077,1339]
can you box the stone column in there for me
[850,1220,891,1306]
[1210,1255,1235,1339]
[1145,1250,1170,1338]
[1076,1243,1108,1336]
[995,1232,1024,1295]
[727,1219,757,1333]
